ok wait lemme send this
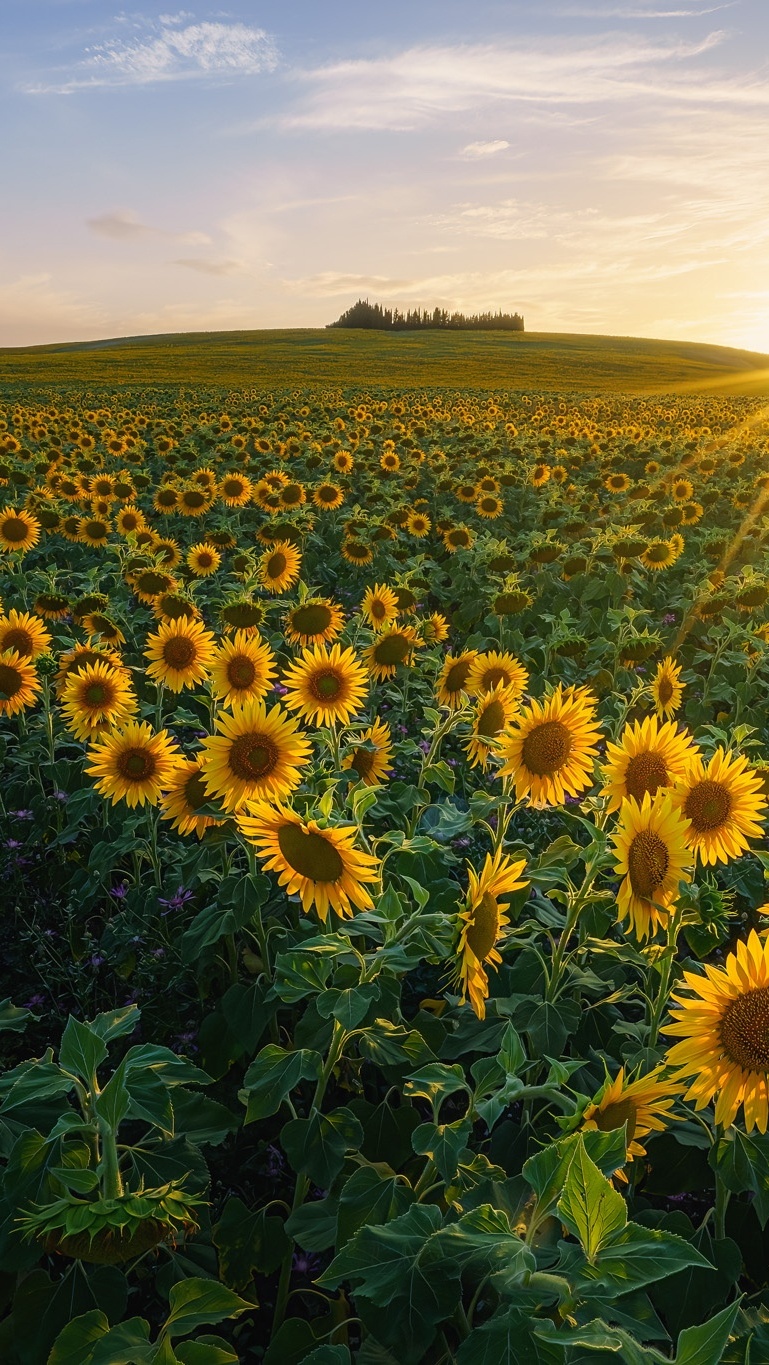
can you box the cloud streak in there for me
[87,211,211,246]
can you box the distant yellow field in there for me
[1,327,768,393]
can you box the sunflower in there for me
[651,656,684,720]
[581,1067,680,1163]
[115,507,146,537]
[237,802,379,921]
[405,510,431,538]
[451,849,528,1019]
[531,464,550,487]
[363,627,422,682]
[153,486,179,514]
[671,747,768,865]
[333,451,354,474]
[81,613,126,646]
[0,506,41,554]
[220,598,265,635]
[601,715,698,814]
[284,598,345,647]
[498,685,602,807]
[442,525,474,554]
[131,569,178,605]
[475,494,503,519]
[671,477,694,503]
[54,644,128,698]
[78,517,110,547]
[86,721,181,808]
[312,481,344,511]
[209,631,277,706]
[282,643,369,728]
[421,612,450,645]
[611,791,693,940]
[663,930,769,1132]
[465,650,528,702]
[199,701,311,812]
[380,451,401,473]
[177,486,213,517]
[0,650,42,717]
[342,539,374,566]
[343,719,393,786]
[360,583,399,632]
[605,473,631,493]
[259,541,301,594]
[641,539,682,571]
[436,651,478,709]
[465,683,522,770]
[61,660,137,741]
[33,592,70,621]
[186,542,221,577]
[144,618,216,693]
[160,759,225,838]
[218,473,252,507]
[0,609,52,661]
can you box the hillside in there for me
[1,327,768,393]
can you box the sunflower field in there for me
[3,386,769,1362]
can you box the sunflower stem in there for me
[714,1166,731,1240]
[647,903,684,1050]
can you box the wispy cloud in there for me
[25,17,278,94]
[87,211,211,246]
[553,2,738,16]
[460,140,510,158]
[171,257,244,275]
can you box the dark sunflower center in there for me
[684,779,731,832]
[624,751,669,801]
[291,604,332,636]
[350,747,375,778]
[370,600,387,620]
[658,678,674,705]
[2,628,34,655]
[465,891,500,961]
[592,1096,638,1139]
[183,490,206,508]
[228,734,278,780]
[0,663,23,699]
[227,657,257,689]
[83,682,110,706]
[85,521,106,539]
[267,553,287,578]
[197,553,214,568]
[477,698,505,739]
[480,498,497,512]
[374,634,410,666]
[184,772,209,810]
[445,660,472,693]
[3,517,29,542]
[163,636,196,670]
[117,748,157,781]
[277,823,345,882]
[627,830,669,899]
[312,669,343,701]
[522,720,572,776]
[481,667,509,692]
[720,987,769,1070]
[224,481,244,497]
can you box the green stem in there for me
[714,1165,731,1240]
[98,1120,124,1199]
[647,904,684,1049]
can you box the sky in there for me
[1,0,768,350]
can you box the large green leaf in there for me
[456,1310,544,1364]
[58,1018,108,1083]
[710,1129,769,1227]
[429,1205,535,1278]
[282,1107,364,1187]
[412,1118,472,1183]
[162,1278,251,1341]
[213,1195,290,1287]
[579,1223,713,1296]
[523,1129,627,1221]
[675,1302,742,1365]
[557,1137,627,1262]
[242,1044,322,1122]
[336,1165,415,1248]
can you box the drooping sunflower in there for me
[284,598,345,648]
[360,583,399,632]
[160,759,225,838]
[465,650,529,702]
[601,715,698,814]
[281,643,369,728]
[81,612,126,646]
[130,569,179,605]
[209,631,277,707]
[199,701,311,812]
[86,721,181,808]
[186,542,221,577]
[258,541,301,594]
[144,618,216,693]
[152,592,201,625]
[671,747,768,865]
[219,598,265,636]
[436,651,478,710]
[451,849,529,1019]
[363,627,422,682]
[0,650,42,717]
[343,718,393,786]
[0,506,41,554]
[61,660,137,741]
[465,683,522,771]
[664,930,769,1131]
[581,1067,680,1163]
[237,801,379,921]
[33,592,71,621]
[342,539,374,566]
[611,791,693,940]
[497,685,602,808]
[0,609,52,661]
[651,656,684,720]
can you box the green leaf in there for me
[675,1302,742,1365]
[412,1118,472,1183]
[523,1129,627,1221]
[336,1165,415,1248]
[317,984,380,1029]
[456,1310,542,1364]
[273,949,333,1003]
[582,1223,713,1296]
[59,1017,109,1083]
[242,1044,322,1123]
[403,1063,468,1109]
[86,1318,155,1365]
[47,1310,110,1365]
[533,1317,658,1363]
[285,1197,338,1252]
[710,1129,769,1227]
[0,1059,74,1114]
[0,998,37,1034]
[300,1349,351,1364]
[282,1107,364,1187]
[50,1165,100,1194]
[497,1022,526,1076]
[557,1136,627,1262]
[358,1019,436,1070]
[162,1278,251,1341]
[89,1004,141,1044]
[430,1205,535,1278]
[170,1090,239,1146]
[214,1196,291,1287]
[125,1070,174,1135]
[174,1337,239,1364]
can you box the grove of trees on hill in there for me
[328,298,525,331]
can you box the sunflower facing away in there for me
[86,721,181,808]
[61,660,137,741]
[581,1067,680,1164]
[0,609,52,661]
[671,747,768,865]
[284,598,345,648]
[436,651,478,710]
[238,801,380,921]
[281,642,369,728]
[601,714,698,814]
[343,719,393,786]
[651,656,684,720]
[611,791,693,941]
[451,849,528,1019]
[497,685,602,808]
[199,700,311,812]
[209,631,277,707]
[664,930,769,1132]
[0,650,42,717]
[160,759,225,838]
[258,541,302,594]
[144,618,216,693]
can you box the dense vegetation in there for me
[327,300,525,332]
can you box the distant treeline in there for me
[327,299,525,332]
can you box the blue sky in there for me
[1,0,768,348]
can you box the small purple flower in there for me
[419,740,430,753]
[151,947,166,959]
[565,794,582,806]
[10,810,33,820]
[635,665,647,675]
[264,1144,286,1178]
[662,613,677,625]
[23,993,46,1011]
[90,954,105,968]
[274,684,288,697]
[110,881,129,900]
[52,789,69,803]
[292,1249,322,1277]
[158,885,194,914]
[5,839,22,850]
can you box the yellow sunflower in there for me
[259,541,301,594]
[186,542,221,577]
[363,627,422,682]
[54,644,128,698]
[218,473,252,507]
[312,481,345,511]
[130,569,178,605]
[497,685,602,808]
[436,651,478,710]
[237,802,379,922]
[475,494,503,520]
[421,612,450,645]
[342,539,373,566]
[177,486,213,517]
[144,618,216,693]
[0,506,41,554]
[651,656,684,720]
[209,631,277,706]
[601,715,698,814]
[86,721,181,808]
[33,592,71,621]
[405,510,431,538]
[115,507,146,537]
[281,643,369,728]
[0,610,52,661]
[611,791,693,941]
[343,719,393,786]
[61,660,137,741]
[671,747,768,865]
[0,650,42,717]
[160,759,225,838]
[581,1067,680,1163]
[81,612,126,646]
[78,516,111,548]
[199,700,311,812]
[360,583,399,632]
[465,650,529,702]
[664,930,769,1131]
[465,684,522,771]
[219,598,265,635]
[452,849,529,1019]
[284,598,345,648]
[442,525,474,554]
[641,539,682,571]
